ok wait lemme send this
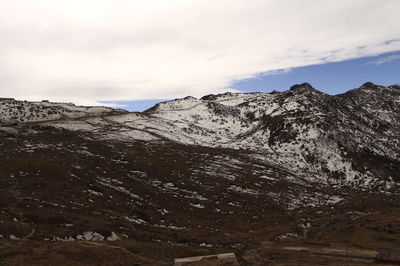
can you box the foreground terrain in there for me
[0,82,399,265]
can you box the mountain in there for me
[0,98,126,124]
[0,83,399,265]
[35,82,400,188]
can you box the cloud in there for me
[99,102,127,109]
[367,53,400,65]
[0,0,399,105]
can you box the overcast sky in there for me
[1,0,399,106]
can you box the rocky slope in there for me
[0,82,399,265]
[0,98,126,124]
[37,82,400,189]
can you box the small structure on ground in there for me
[174,253,239,265]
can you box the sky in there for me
[233,51,400,95]
[103,51,400,111]
[0,0,399,111]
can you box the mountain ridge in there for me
[0,82,399,264]
[1,82,399,190]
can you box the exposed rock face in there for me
[106,232,120,241]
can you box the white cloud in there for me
[367,53,400,65]
[0,0,399,105]
[100,102,127,109]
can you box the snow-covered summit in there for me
[20,83,395,190]
[2,83,399,189]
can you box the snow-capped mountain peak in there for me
[1,83,399,190]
